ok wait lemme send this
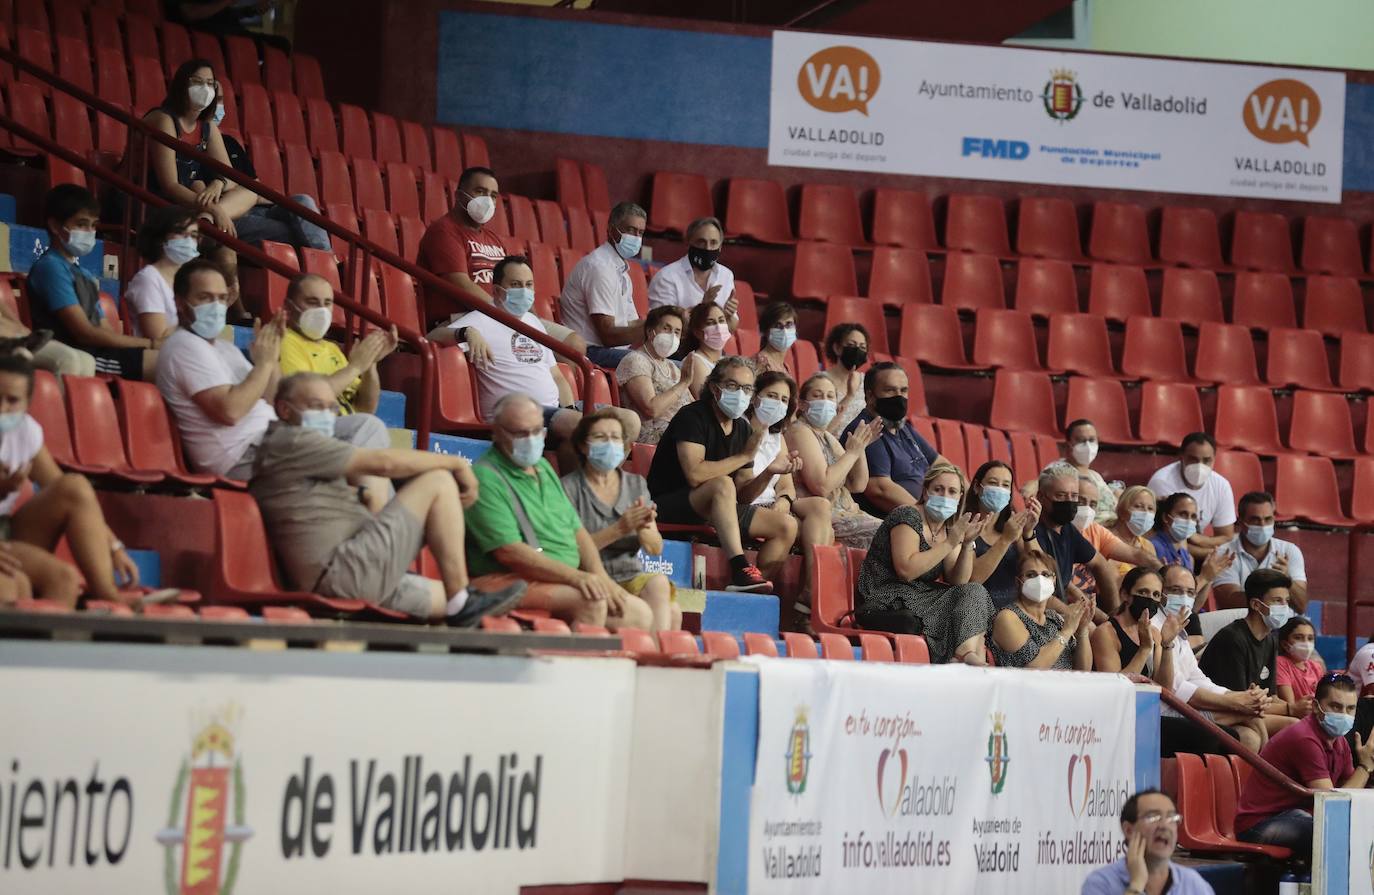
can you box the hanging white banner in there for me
[769,30,1346,203]
[748,660,1137,894]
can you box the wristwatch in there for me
[1056,634,1071,648]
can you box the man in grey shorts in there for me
[249,372,526,624]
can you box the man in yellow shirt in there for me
[278,274,396,414]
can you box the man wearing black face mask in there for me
[841,362,948,517]
[1033,463,1121,614]
[647,216,740,331]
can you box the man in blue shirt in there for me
[1081,789,1214,895]
[27,185,163,380]
[842,362,946,517]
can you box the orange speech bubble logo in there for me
[1243,79,1321,146]
[797,46,880,116]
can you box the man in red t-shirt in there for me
[1234,672,1374,860]
[417,166,584,369]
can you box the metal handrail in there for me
[0,43,607,420]
[1346,524,1374,661]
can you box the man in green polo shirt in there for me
[466,392,654,629]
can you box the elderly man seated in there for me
[279,273,396,416]
[464,393,654,629]
[560,201,647,369]
[249,372,526,624]
[646,215,739,330]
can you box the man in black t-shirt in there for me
[647,356,797,593]
[1032,462,1120,614]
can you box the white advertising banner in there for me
[0,645,637,894]
[748,660,1137,893]
[1348,791,1374,895]
[769,30,1346,203]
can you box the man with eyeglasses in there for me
[646,357,798,592]
[463,393,654,629]
[249,373,526,625]
[1080,789,1213,894]
[1234,672,1374,861]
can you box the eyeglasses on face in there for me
[717,381,755,395]
[1137,811,1182,825]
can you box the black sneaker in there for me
[446,580,528,627]
[726,564,773,593]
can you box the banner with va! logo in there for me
[746,660,1136,894]
[768,29,1346,203]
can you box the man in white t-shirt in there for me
[1212,490,1308,612]
[647,216,739,333]
[560,201,645,369]
[434,255,639,470]
[155,259,391,485]
[1147,432,1235,549]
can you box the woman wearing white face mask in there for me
[127,205,202,340]
[745,372,802,512]
[683,301,732,400]
[752,301,799,377]
[856,463,996,664]
[616,306,692,445]
[990,551,1094,670]
[1275,616,1326,717]
[786,372,884,549]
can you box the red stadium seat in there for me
[1047,313,1117,378]
[1087,264,1152,322]
[3,81,48,157]
[973,308,1040,370]
[893,634,930,664]
[47,158,87,190]
[432,127,462,181]
[527,242,561,317]
[1214,450,1265,501]
[95,48,132,153]
[1088,201,1152,265]
[14,0,50,33]
[397,214,424,263]
[223,33,260,86]
[1007,431,1039,487]
[505,194,539,243]
[262,45,293,93]
[293,53,327,100]
[1159,206,1224,269]
[1065,378,1141,445]
[30,371,104,475]
[1017,196,1085,261]
[305,96,339,156]
[89,8,123,54]
[240,240,300,317]
[1339,332,1374,392]
[53,93,95,158]
[627,263,650,318]
[131,53,169,122]
[555,158,586,209]
[701,631,741,660]
[271,91,308,149]
[783,632,819,659]
[899,304,981,370]
[420,169,450,225]
[533,199,568,249]
[986,427,1013,471]
[361,208,399,254]
[401,120,432,171]
[237,82,274,140]
[946,193,1010,256]
[725,178,794,244]
[371,111,404,165]
[1137,382,1204,447]
[658,629,701,656]
[338,103,372,160]
[824,296,889,354]
[530,617,571,635]
[191,31,228,83]
[384,162,420,218]
[1159,268,1224,325]
[56,35,95,94]
[625,443,654,477]
[1203,754,1292,859]
[480,616,520,633]
[818,633,853,660]
[963,423,990,473]
[733,280,760,331]
[579,159,607,212]
[64,377,164,484]
[282,142,318,200]
[990,370,1058,436]
[566,207,596,253]
[124,15,160,65]
[867,246,933,307]
[1214,385,1285,455]
[1013,257,1078,317]
[1301,215,1363,276]
[16,27,53,94]
[1174,753,1289,858]
[744,632,779,657]
[1288,390,1358,458]
[351,157,386,212]
[1275,455,1354,526]
[113,381,217,486]
[872,188,937,250]
[1231,210,1295,273]
[1231,272,1296,330]
[798,183,866,246]
[248,134,284,193]
[935,418,967,475]
[1195,323,1261,386]
[431,345,484,429]
[1266,327,1336,390]
[940,252,1005,311]
[1351,459,1374,523]
[857,633,894,662]
[792,241,857,301]
[649,170,712,235]
[615,627,658,655]
[1303,276,1366,336]
[159,23,194,76]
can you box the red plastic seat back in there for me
[899,304,975,368]
[1214,385,1283,454]
[783,632,819,659]
[1087,264,1151,322]
[1138,382,1204,447]
[1088,201,1152,265]
[658,629,700,656]
[352,157,387,212]
[30,370,77,465]
[1214,450,1265,502]
[1047,313,1115,378]
[1195,323,1261,385]
[372,111,405,165]
[294,54,327,100]
[792,241,857,301]
[506,194,540,243]
[384,162,421,219]
[798,183,865,246]
[378,266,422,336]
[941,252,1005,312]
[859,633,894,662]
[1160,207,1224,269]
[945,193,1010,255]
[305,96,339,156]
[1275,454,1352,525]
[725,178,793,244]
[868,246,932,306]
[212,490,288,596]
[579,159,607,212]
[401,120,432,171]
[533,199,568,249]
[1232,272,1296,329]
[433,345,481,425]
[1301,215,1363,276]
[893,634,931,664]
[617,628,658,655]
[1303,275,1366,336]
[649,170,712,235]
[743,632,779,657]
[64,376,133,470]
[1339,332,1374,391]
[1014,257,1079,317]
[990,370,1058,437]
[973,309,1040,370]
[701,631,741,659]
[1064,377,1137,444]
[556,158,586,210]
[1017,196,1083,260]
[237,82,274,141]
[809,544,852,631]
[819,633,854,660]
[1231,210,1295,273]
[1266,327,1333,390]
[1160,268,1224,324]
[115,380,184,476]
[871,188,937,250]
[1288,390,1356,458]
[432,128,463,181]
[1174,753,1224,847]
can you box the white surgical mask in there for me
[212,103,225,126]
[1244,524,1274,547]
[804,399,837,429]
[164,236,199,265]
[296,306,332,341]
[1071,441,1098,465]
[1127,509,1155,537]
[0,412,24,434]
[651,332,680,358]
[189,301,227,339]
[1021,575,1055,603]
[464,193,495,225]
[64,229,97,257]
[1182,461,1211,489]
[755,397,787,427]
[188,83,216,111]
[299,408,336,438]
[1288,641,1314,661]
[1072,504,1095,531]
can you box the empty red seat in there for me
[1275,455,1354,526]
[867,246,932,306]
[237,82,274,140]
[262,44,292,93]
[990,370,1058,436]
[1231,272,1296,330]
[533,199,568,249]
[379,264,422,334]
[384,162,420,218]
[371,111,404,165]
[294,53,327,100]
[1017,196,1084,261]
[526,242,561,316]
[893,634,930,664]
[940,252,1005,311]
[240,240,301,317]
[351,157,385,212]
[1231,210,1295,273]
[361,208,399,254]
[1203,753,1292,860]
[899,304,980,370]
[1288,390,1358,458]
[191,31,228,82]
[1047,313,1117,377]
[338,103,372,160]
[400,120,431,171]
[658,629,700,656]
[871,188,937,250]
[973,308,1040,370]
[579,159,607,212]
[271,90,308,147]
[1339,332,1374,391]
[53,93,95,157]
[1301,215,1363,276]
[1195,323,1261,385]
[56,35,95,94]
[16,27,53,94]
[818,633,854,660]
[432,127,462,181]
[946,193,1010,255]
[1214,385,1285,455]
[1351,459,1374,523]
[1160,268,1223,324]
[792,241,857,301]
[397,214,424,262]
[1265,327,1335,390]
[1088,200,1152,265]
[725,177,794,244]
[1303,275,1366,336]
[1138,382,1205,446]
[505,194,540,243]
[1065,378,1141,445]
[95,48,132,153]
[1013,257,1078,317]
[857,633,894,662]
[554,157,586,209]
[30,371,102,474]
[1159,206,1224,269]
[1007,431,1040,485]
[963,423,990,473]
[89,7,123,53]
[1215,450,1265,500]
[1087,264,1152,322]
[934,418,967,475]
[65,377,164,484]
[420,169,450,225]
[783,632,819,659]
[824,296,890,354]
[223,33,260,86]
[130,53,168,121]
[247,134,284,193]
[124,14,160,64]
[305,96,339,156]
[798,183,866,246]
[282,142,318,200]
[159,22,194,76]
[4,81,48,156]
[113,380,216,486]
[431,345,484,429]
[701,631,741,659]
[649,170,712,235]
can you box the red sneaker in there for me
[726,564,773,593]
